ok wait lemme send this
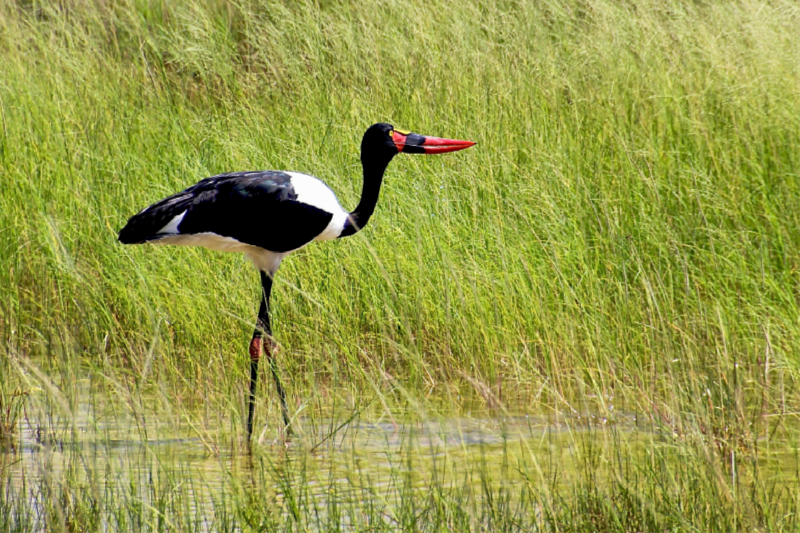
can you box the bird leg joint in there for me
[249,337,262,362]
[249,336,277,362]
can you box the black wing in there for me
[118,171,333,253]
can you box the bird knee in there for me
[250,336,278,361]
[249,337,262,361]
[264,338,278,359]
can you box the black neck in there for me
[340,153,393,238]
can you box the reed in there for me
[2,0,799,530]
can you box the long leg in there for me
[247,271,291,440]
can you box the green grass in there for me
[2,0,800,530]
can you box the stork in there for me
[118,123,475,440]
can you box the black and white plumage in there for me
[118,123,475,441]
[119,170,349,276]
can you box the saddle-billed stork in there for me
[118,123,475,440]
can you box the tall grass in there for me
[2,0,800,530]
[2,412,799,531]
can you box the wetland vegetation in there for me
[2,0,800,530]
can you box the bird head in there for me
[361,123,475,163]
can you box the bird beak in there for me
[392,130,476,154]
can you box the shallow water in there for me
[2,381,796,532]
[2,388,626,513]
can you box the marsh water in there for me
[4,383,620,509]
[2,381,797,531]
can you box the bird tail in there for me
[118,193,193,244]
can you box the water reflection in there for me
[3,400,623,513]
[2,392,795,532]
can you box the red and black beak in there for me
[392,130,476,154]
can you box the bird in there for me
[118,123,476,441]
